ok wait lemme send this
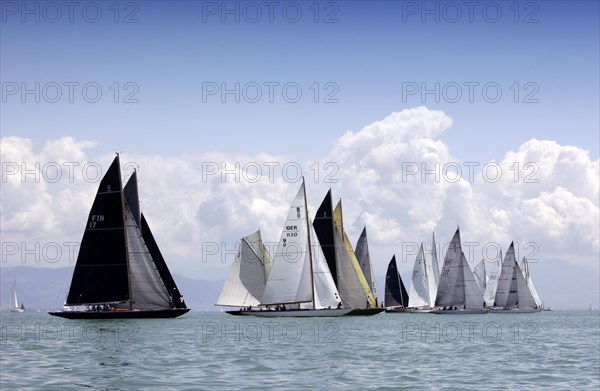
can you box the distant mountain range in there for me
[1,259,598,311]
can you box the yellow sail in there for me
[333,201,377,308]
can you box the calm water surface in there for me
[1,311,599,390]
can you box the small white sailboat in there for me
[240,179,350,317]
[9,279,25,313]
[431,228,488,314]
[216,230,272,313]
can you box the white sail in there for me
[473,259,486,292]
[435,229,463,307]
[302,226,341,309]
[523,258,542,307]
[426,232,440,307]
[261,183,313,305]
[514,260,537,309]
[462,252,484,309]
[10,280,24,312]
[494,243,516,308]
[408,244,430,308]
[216,230,271,307]
[435,228,484,309]
[355,227,380,305]
[483,250,501,307]
[125,206,171,310]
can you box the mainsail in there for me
[333,201,376,308]
[483,250,501,307]
[523,257,542,307]
[216,230,272,307]
[408,244,430,308]
[10,280,23,311]
[473,259,486,293]
[66,156,129,305]
[313,190,337,285]
[494,243,517,308]
[426,232,440,306]
[355,227,380,305]
[435,228,484,309]
[384,255,409,307]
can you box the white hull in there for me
[9,308,24,313]
[489,308,543,313]
[430,309,489,314]
[239,308,352,317]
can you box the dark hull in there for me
[48,308,190,319]
[344,308,385,316]
[225,310,245,316]
[385,307,408,313]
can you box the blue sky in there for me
[1,0,599,301]
[2,1,598,163]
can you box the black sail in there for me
[141,213,185,308]
[313,190,337,285]
[384,255,409,307]
[123,170,140,227]
[66,155,129,305]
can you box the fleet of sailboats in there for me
[48,154,190,319]
[33,154,546,319]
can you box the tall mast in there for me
[302,177,315,309]
[117,153,133,310]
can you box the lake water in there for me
[1,311,599,390]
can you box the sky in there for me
[1,1,599,295]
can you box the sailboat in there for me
[332,201,384,315]
[405,232,441,313]
[49,154,190,319]
[406,244,433,312]
[9,279,25,313]
[216,230,272,315]
[239,179,351,317]
[490,243,542,313]
[311,190,382,315]
[384,255,410,313]
[431,228,488,314]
